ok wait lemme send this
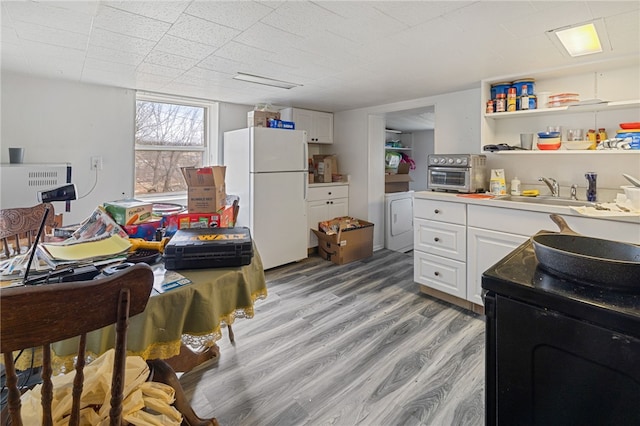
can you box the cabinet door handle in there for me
[328,192,332,195]
[434,209,440,214]
[434,271,440,277]
[330,201,333,204]
[434,237,440,242]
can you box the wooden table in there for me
[12,249,267,425]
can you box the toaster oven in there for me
[427,154,488,193]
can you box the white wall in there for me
[1,72,255,224]
[410,129,434,192]
[334,88,480,249]
[1,72,135,224]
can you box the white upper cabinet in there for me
[280,108,334,144]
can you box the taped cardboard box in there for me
[385,173,412,193]
[182,166,226,213]
[312,218,374,265]
[313,155,338,183]
[248,110,280,127]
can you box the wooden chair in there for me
[0,203,60,258]
[0,264,154,425]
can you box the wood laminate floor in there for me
[179,249,485,426]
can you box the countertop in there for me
[414,190,640,225]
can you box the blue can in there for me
[512,79,535,96]
[490,82,512,100]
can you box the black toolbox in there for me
[164,227,253,270]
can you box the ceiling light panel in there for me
[233,73,301,89]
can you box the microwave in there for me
[427,154,488,193]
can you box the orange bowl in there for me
[537,142,561,150]
[620,122,640,130]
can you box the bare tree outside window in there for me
[135,99,207,195]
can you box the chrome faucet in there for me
[538,177,560,197]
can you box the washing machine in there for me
[384,190,414,252]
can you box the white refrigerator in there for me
[223,127,308,270]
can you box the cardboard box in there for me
[103,200,153,225]
[312,218,374,265]
[385,173,412,193]
[182,166,226,213]
[247,110,280,127]
[313,154,338,183]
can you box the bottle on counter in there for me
[520,85,529,110]
[507,87,517,112]
[511,177,521,196]
[585,172,597,202]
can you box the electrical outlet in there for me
[91,156,103,170]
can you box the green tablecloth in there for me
[42,249,266,373]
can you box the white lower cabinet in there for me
[414,251,466,299]
[413,199,468,301]
[466,227,528,305]
[415,196,640,312]
[307,184,349,248]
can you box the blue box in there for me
[267,119,295,129]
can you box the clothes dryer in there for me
[384,190,414,252]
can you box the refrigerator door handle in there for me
[303,141,308,201]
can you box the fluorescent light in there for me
[547,19,610,57]
[233,72,301,89]
[385,129,402,134]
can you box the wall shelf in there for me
[486,150,639,155]
[484,99,640,120]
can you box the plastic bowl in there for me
[538,131,560,138]
[620,122,640,130]
[537,142,561,150]
[562,140,592,150]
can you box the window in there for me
[134,95,209,197]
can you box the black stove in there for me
[482,240,640,425]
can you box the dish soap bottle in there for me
[511,177,521,195]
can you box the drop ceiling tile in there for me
[184,1,274,30]
[167,14,240,47]
[260,1,342,38]
[373,1,471,27]
[13,21,89,50]
[83,57,137,75]
[93,5,171,42]
[89,28,156,56]
[605,12,640,54]
[3,1,94,35]
[86,44,146,66]
[234,22,303,51]
[214,41,274,64]
[135,62,185,79]
[325,8,407,44]
[198,55,244,74]
[144,50,199,71]
[102,1,189,23]
[154,35,217,61]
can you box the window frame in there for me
[134,92,216,201]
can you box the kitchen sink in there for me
[495,195,595,207]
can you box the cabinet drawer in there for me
[308,185,348,201]
[414,198,466,225]
[415,218,466,261]
[414,251,466,299]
